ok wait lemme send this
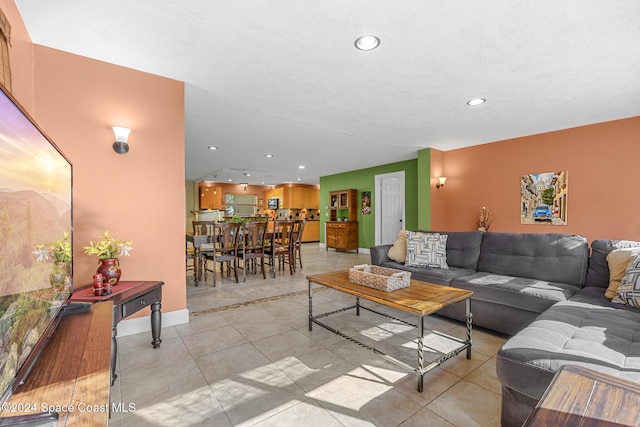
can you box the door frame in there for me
[374,171,405,246]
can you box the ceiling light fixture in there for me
[355,35,380,51]
[239,182,248,192]
[298,165,305,169]
[208,146,219,150]
[265,154,274,158]
[466,98,486,106]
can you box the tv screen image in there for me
[0,84,72,402]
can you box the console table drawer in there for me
[121,286,161,318]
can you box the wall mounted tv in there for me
[0,83,73,403]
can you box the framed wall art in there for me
[521,171,568,225]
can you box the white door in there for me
[375,172,405,245]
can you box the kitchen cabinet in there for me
[199,186,222,210]
[302,221,320,242]
[281,187,320,208]
[326,221,358,253]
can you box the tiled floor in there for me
[108,244,507,426]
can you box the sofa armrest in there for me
[370,244,393,265]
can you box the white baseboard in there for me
[117,308,190,337]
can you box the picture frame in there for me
[521,171,568,225]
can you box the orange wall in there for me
[438,116,640,244]
[3,1,186,317]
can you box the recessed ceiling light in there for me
[227,179,232,182]
[208,146,219,150]
[265,154,274,158]
[355,35,380,51]
[297,178,302,181]
[298,165,305,169]
[466,98,486,106]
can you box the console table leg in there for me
[151,301,162,348]
[111,312,118,386]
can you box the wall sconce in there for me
[436,176,447,189]
[239,183,248,193]
[112,126,131,155]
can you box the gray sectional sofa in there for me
[370,231,590,335]
[370,232,640,426]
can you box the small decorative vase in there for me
[50,261,73,294]
[96,258,121,286]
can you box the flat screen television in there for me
[267,198,279,209]
[0,83,73,404]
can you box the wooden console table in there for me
[525,364,640,426]
[71,280,164,385]
[0,301,112,426]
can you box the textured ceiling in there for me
[15,0,640,185]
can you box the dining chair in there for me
[238,221,268,282]
[192,220,216,278]
[265,220,295,278]
[292,220,306,271]
[202,222,240,286]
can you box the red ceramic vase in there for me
[96,258,121,286]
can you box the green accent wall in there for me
[417,148,431,230]
[319,159,419,250]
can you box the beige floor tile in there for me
[181,324,248,358]
[310,370,423,427]
[196,342,273,384]
[399,408,456,427]
[427,379,501,427]
[465,356,502,395]
[252,328,325,362]
[275,347,359,393]
[250,399,343,427]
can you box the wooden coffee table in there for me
[307,270,473,392]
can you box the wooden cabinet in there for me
[282,187,319,209]
[329,189,357,221]
[326,221,358,253]
[327,189,358,252]
[199,186,221,210]
[302,221,320,242]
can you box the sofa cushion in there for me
[497,297,640,403]
[387,230,407,263]
[477,232,588,286]
[605,248,640,298]
[585,239,640,289]
[405,231,448,269]
[452,272,580,314]
[613,252,640,309]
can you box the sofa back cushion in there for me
[586,239,640,289]
[414,230,483,270]
[477,232,589,286]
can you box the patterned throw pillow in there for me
[405,231,448,269]
[605,248,640,299]
[387,230,408,263]
[613,252,640,309]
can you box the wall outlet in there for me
[325,212,329,217]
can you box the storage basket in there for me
[348,264,411,292]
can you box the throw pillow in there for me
[387,230,408,263]
[613,252,640,309]
[405,231,449,269]
[605,248,640,299]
